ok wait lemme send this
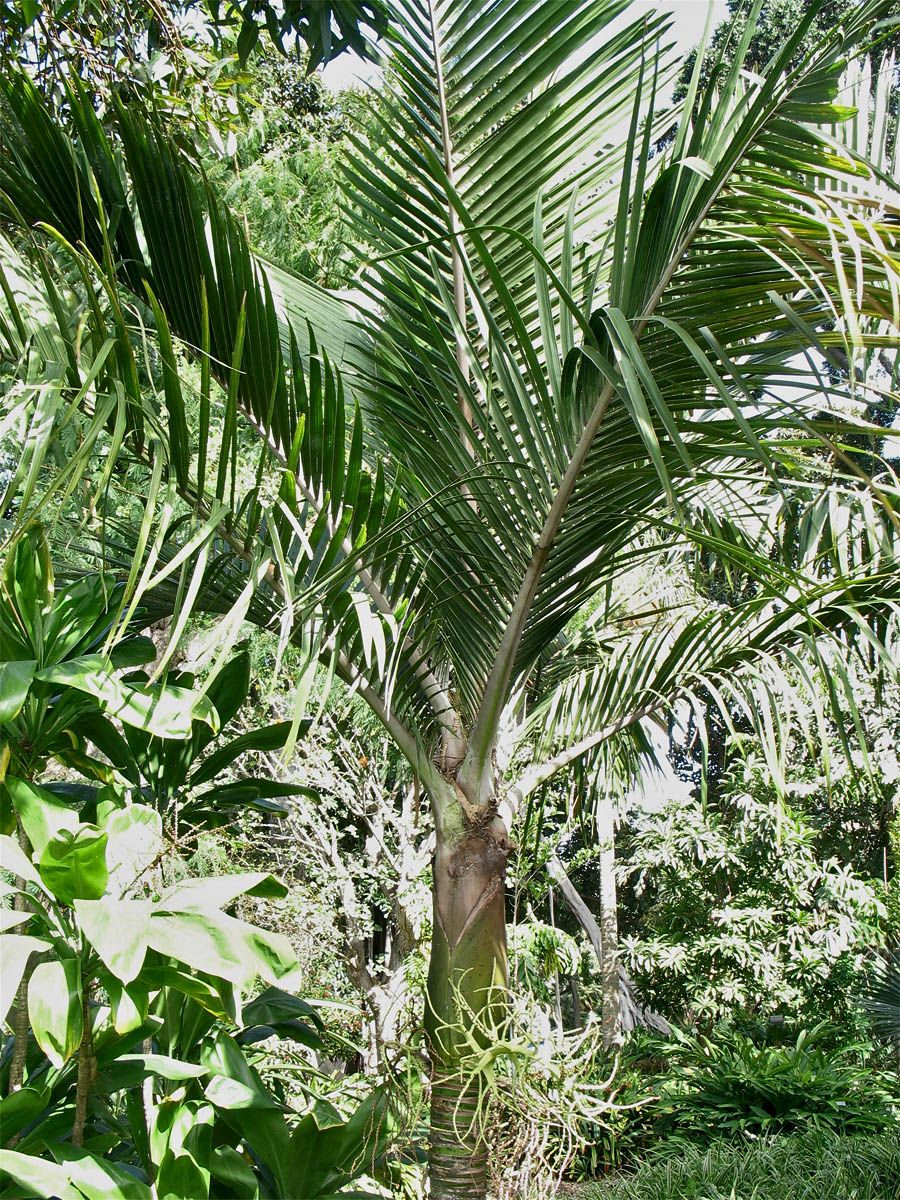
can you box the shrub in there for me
[651,1023,898,1143]
[620,790,886,1028]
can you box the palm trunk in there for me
[597,799,621,1049]
[570,975,582,1030]
[426,805,510,1200]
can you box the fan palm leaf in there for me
[859,950,900,1043]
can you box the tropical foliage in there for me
[2,0,900,1197]
[675,0,900,104]
[621,786,886,1024]
[0,530,394,1200]
[585,1127,900,1200]
[202,53,374,285]
[646,1022,899,1141]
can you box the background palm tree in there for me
[2,1,900,1195]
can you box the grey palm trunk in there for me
[421,769,511,1198]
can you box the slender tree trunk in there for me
[6,970,33,1133]
[7,821,35,1122]
[548,886,564,1035]
[141,1036,156,1190]
[426,803,510,1200]
[548,853,671,1039]
[597,799,621,1049]
[570,975,582,1030]
[547,854,603,965]
[72,987,94,1147]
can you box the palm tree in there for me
[3,1,900,1195]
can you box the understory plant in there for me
[585,1126,900,1200]
[620,787,887,1027]
[645,1023,899,1144]
[0,533,392,1199]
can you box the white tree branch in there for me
[502,702,662,822]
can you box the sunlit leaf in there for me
[102,804,163,898]
[6,776,78,857]
[28,956,82,1068]
[75,899,152,985]
[39,826,109,904]
[0,660,36,722]
[0,934,51,1027]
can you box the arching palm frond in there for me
[3,0,899,778]
[507,483,900,808]
[335,0,900,775]
[0,77,465,766]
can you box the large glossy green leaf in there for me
[71,713,139,786]
[151,1099,214,1200]
[0,833,46,892]
[201,647,251,734]
[108,636,157,670]
[0,1149,82,1200]
[0,660,36,722]
[200,1032,290,1183]
[0,1087,48,1143]
[35,656,219,738]
[48,1147,153,1200]
[147,908,301,992]
[237,1013,323,1049]
[27,956,82,1067]
[187,782,298,821]
[1,526,54,657]
[189,721,295,787]
[92,1012,165,1069]
[139,965,236,1023]
[202,1036,281,1111]
[284,1087,391,1198]
[0,934,50,1026]
[242,986,325,1032]
[98,1054,209,1091]
[6,776,79,856]
[208,1144,260,1199]
[104,975,151,1035]
[158,873,289,911]
[39,573,111,663]
[38,825,109,904]
[102,805,164,898]
[75,899,152,984]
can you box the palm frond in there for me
[2,0,900,798]
[0,78,464,766]
[509,484,900,804]
[331,0,900,775]
[858,950,900,1042]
